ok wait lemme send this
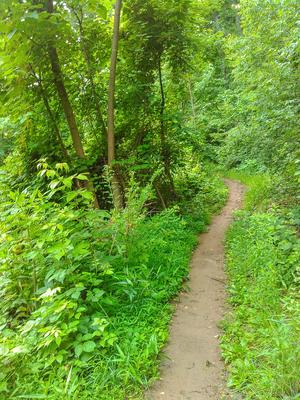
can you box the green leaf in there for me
[46,170,56,179]
[17,395,48,399]
[0,381,8,393]
[82,340,96,353]
[49,180,60,190]
[75,343,83,357]
[0,345,9,356]
[80,191,93,200]
[7,29,17,40]
[62,177,73,189]
[26,11,39,19]
[55,163,69,172]
[66,191,78,202]
[76,174,89,181]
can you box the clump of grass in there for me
[224,170,272,211]
[221,170,300,399]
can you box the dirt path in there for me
[147,180,245,400]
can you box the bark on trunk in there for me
[48,46,85,158]
[46,0,99,208]
[34,72,69,160]
[188,79,196,127]
[107,0,123,209]
[73,7,107,141]
[158,56,176,198]
[234,0,243,35]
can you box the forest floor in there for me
[147,179,245,400]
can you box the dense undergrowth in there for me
[0,0,298,398]
[221,171,300,399]
[0,163,227,399]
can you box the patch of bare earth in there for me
[146,180,245,400]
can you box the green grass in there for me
[221,170,300,399]
[223,170,272,211]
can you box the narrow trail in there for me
[147,180,245,400]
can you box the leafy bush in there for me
[175,163,228,221]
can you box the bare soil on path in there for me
[147,180,245,400]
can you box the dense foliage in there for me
[0,0,299,398]
[219,0,300,198]
[0,163,227,398]
[214,1,300,398]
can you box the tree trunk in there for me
[48,46,85,158]
[188,79,196,127]
[46,0,84,158]
[31,68,69,160]
[107,0,123,209]
[46,0,100,208]
[233,0,243,35]
[73,7,107,142]
[158,55,176,198]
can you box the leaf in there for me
[38,169,47,177]
[16,395,48,399]
[46,170,56,179]
[0,381,8,393]
[55,163,69,172]
[11,346,27,354]
[56,353,64,363]
[80,191,93,200]
[0,345,9,356]
[96,210,110,218]
[66,191,78,202]
[75,343,83,357]
[26,11,39,19]
[8,29,17,40]
[82,340,96,353]
[62,177,73,189]
[73,242,89,258]
[76,174,89,181]
[49,180,60,190]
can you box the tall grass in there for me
[221,170,300,399]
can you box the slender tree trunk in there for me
[35,77,69,160]
[46,0,84,158]
[107,0,123,209]
[48,46,85,158]
[233,0,243,35]
[46,0,100,208]
[188,79,196,127]
[73,8,107,141]
[158,55,176,198]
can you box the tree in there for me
[107,0,124,209]
[46,0,85,159]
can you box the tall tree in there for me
[107,0,123,208]
[46,0,100,207]
[46,0,85,160]
[29,65,69,160]
[71,5,107,141]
